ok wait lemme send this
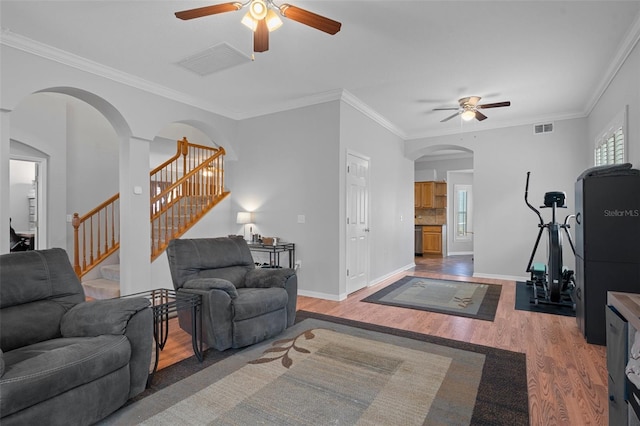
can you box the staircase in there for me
[73,137,229,298]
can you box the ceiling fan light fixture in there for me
[249,0,268,20]
[461,109,476,121]
[265,9,283,31]
[241,11,258,31]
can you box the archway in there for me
[9,87,131,255]
[413,144,474,261]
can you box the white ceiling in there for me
[2,0,640,141]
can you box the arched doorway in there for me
[413,145,474,271]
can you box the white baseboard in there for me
[368,263,415,288]
[447,251,473,256]
[298,263,416,301]
[297,289,346,301]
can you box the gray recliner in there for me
[0,248,153,426]
[166,236,297,351]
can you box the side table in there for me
[247,242,295,268]
[119,288,203,385]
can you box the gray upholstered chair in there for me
[166,236,297,351]
[0,248,153,426]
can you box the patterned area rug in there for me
[362,276,502,321]
[100,311,528,425]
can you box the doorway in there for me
[10,157,46,250]
[346,152,370,294]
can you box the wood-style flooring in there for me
[158,255,608,425]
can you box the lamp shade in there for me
[265,9,283,31]
[236,212,253,224]
[461,109,476,121]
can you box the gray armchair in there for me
[0,248,153,426]
[166,236,297,351]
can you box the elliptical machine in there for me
[524,172,576,308]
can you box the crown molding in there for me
[406,110,586,141]
[340,90,407,139]
[0,29,240,119]
[584,11,640,115]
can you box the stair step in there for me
[82,278,120,300]
[101,264,120,281]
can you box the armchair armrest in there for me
[60,298,150,338]
[183,278,238,298]
[245,268,296,288]
[60,298,152,398]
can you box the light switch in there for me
[297,215,305,224]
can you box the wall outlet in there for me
[295,260,302,269]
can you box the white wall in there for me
[415,156,473,182]
[407,118,588,280]
[229,101,342,298]
[339,102,415,296]
[224,99,414,300]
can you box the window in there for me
[454,184,472,241]
[594,106,627,166]
[595,127,625,166]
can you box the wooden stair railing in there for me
[72,137,228,278]
[72,194,119,277]
[150,140,228,260]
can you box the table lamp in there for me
[236,211,253,240]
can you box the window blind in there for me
[594,126,625,166]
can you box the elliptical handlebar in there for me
[525,172,544,226]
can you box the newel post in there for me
[72,213,81,277]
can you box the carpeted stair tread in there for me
[100,264,120,281]
[82,278,120,299]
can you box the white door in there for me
[346,153,369,294]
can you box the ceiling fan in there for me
[175,0,342,53]
[434,96,511,122]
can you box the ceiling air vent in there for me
[534,123,554,134]
[176,42,251,76]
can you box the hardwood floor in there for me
[158,255,608,425]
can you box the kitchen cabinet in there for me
[422,225,442,255]
[415,181,446,209]
[435,182,447,208]
[415,182,435,208]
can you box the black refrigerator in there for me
[574,165,640,345]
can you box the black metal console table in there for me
[247,242,295,268]
[119,288,203,385]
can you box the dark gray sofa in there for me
[0,248,153,426]
[166,236,297,351]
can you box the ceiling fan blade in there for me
[279,4,342,35]
[433,107,459,111]
[175,2,242,20]
[440,112,461,122]
[477,101,511,109]
[254,18,269,52]
[475,111,488,121]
